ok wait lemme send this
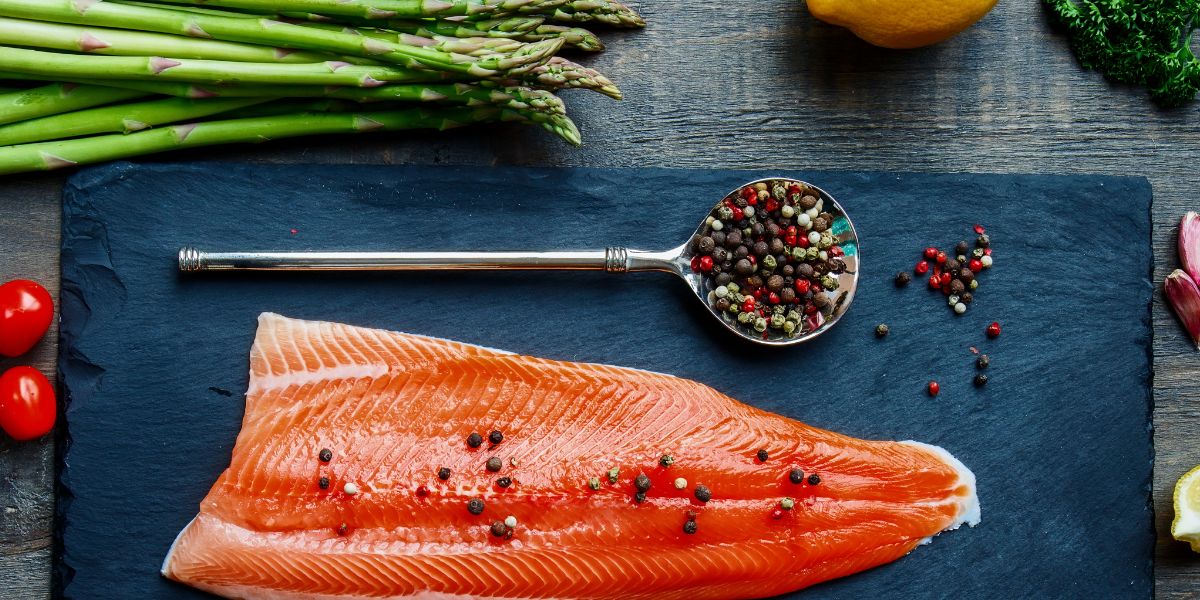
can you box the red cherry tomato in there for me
[0,279,53,357]
[0,366,56,441]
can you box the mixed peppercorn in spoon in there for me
[690,179,857,341]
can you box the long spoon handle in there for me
[178,246,683,274]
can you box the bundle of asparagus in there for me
[0,0,642,175]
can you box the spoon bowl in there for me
[178,177,860,347]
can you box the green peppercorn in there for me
[437,467,451,480]
[875,323,889,337]
[607,467,620,484]
[319,448,332,462]
[770,314,785,329]
[806,247,820,261]
[588,477,601,490]
[467,498,485,515]
[780,497,795,510]
[318,476,330,489]
[660,455,675,468]
[972,247,985,259]
[753,317,768,333]
[467,432,483,448]
[818,232,834,249]
[788,468,804,484]
[683,520,698,534]
[820,275,838,290]
[726,282,740,294]
[635,473,652,492]
[762,255,778,271]
[783,320,797,335]
[786,309,802,322]
[977,354,990,369]
[969,279,979,290]
[486,457,502,472]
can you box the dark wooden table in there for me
[3,0,1199,597]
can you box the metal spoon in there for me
[178,177,859,346]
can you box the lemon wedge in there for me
[1172,465,1200,552]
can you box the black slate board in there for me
[58,162,1154,599]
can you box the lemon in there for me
[1172,465,1200,552]
[805,0,998,49]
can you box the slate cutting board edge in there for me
[54,162,1157,599]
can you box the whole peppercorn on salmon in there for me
[162,313,980,599]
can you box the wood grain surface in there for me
[3,0,1200,597]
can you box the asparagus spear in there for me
[0,16,379,65]
[384,18,601,51]
[0,96,269,145]
[544,0,644,27]
[0,0,565,76]
[134,0,571,19]
[0,46,467,87]
[506,56,619,98]
[0,83,146,126]
[0,106,578,175]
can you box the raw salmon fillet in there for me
[163,313,979,599]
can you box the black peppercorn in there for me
[781,264,795,277]
[467,432,483,448]
[950,279,965,294]
[895,271,912,287]
[319,448,332,462]
[958,268,974,283]
[875,323,889,337]
[634,473,651,492]
[694,485,712,503]
[750,222,765,237]
[486,457,502,472]
[767,275,784,292]
[788,468,805,484]
[827,257,845,273]
[797,264,815,279]
[634,491,647,504]
[318,476,330,489]
[712,247,728,264]
[779,288,796,304]
[800,195,818,209]
[735,258,754,276]
[467,498,485,515]
[756,449,769,462]
[807,474,821,486]
[766,222,781,237]
[437,467,451,480]
[769,238,785,255]
[961,292,973,304]
[944,258,960,272]
[812,217,829,232]
[714,298,731,312]
[753,241,769,257]
[734,245,749,259]
[976,234,990,248]
[725,230,742,248]
[683,520,698,534]
[337,523,348,536]
[715,272,733,287]
[812,294,830,309]
[955,241,969,256]
[496,476,512,488]
[698,237,715,255]
[974,373,989,387]
[711,231,725,247]
[745,275,763,290]
[490,520,510,538]
[977,354,990,369]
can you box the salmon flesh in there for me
[162,313,979,599]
